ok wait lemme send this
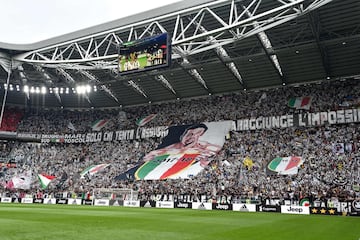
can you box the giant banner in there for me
[39,126,169,143]
[233,108,360,131]
[118,121,232,180]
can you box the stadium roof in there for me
[0,0,359,109]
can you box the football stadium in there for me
[0,0,359,239]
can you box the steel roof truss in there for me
[13,0,333,71]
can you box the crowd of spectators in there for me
[0,107,23,132]
[0,79,359,204]
[15,78,360,133]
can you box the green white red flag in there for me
[91,119,109,131]
[136,114,157,127]
[38,174,56,189]
[80,164,110,178]
[267,156,303,175]
[288,97,312,110]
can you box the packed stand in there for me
[15,79,359,134]
[0,79,359,204]
[0,107,23,132]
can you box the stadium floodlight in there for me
[41,86,47,94]
[78,86,83,94]
[75,86,84,94]
[75,85,91,94]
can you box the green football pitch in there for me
[0,204,358,240]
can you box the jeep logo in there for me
[216,204,229,210]
[177,203,189,208]
[287,206,303,213]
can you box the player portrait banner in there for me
[126,121,232,180]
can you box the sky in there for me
[0,0,181,44]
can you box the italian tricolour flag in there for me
[267,156,303,175]
[91,119,109,131]
[136,114,157,127]
[288,97,312,110]
[38,174,56,189]
[135,153,199,180]
[80,164,110,178]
